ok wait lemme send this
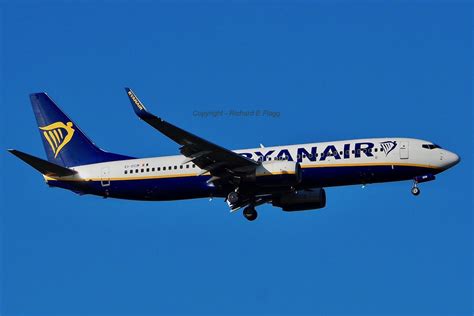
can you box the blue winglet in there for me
[125,88,155,120]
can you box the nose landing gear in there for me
[411,174,436,196]
[411,184,420,196]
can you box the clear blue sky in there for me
[1,1,472,315]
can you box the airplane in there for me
[8,88,460,221]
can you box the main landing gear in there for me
[243,206,258,221]
[226,189,258,221]
[227,191,240,204]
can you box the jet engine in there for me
[272,188,326,211]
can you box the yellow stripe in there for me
[57,129,63,139]
[48,131,58,148]
[48,172,201,182]
[53,129,61,143]
[104,173,198,181]
[51,130,60,146]
[45,162,438,182]
[256,171,296,177]
[43,131,56,151]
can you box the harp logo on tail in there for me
[39,121,75,158]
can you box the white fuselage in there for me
[45,137,459,201]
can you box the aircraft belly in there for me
[48,176,217,201]
[106,176,216,200]
[300,164,438,188]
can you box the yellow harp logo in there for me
[39,121,75,158]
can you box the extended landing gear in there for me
[226,189,259,221]
[411,186,420,196]
[227,191,240,204]
[411,174,435,196]
[411,181,420,196]
[243,206,258,221]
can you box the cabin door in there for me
[399,141,409,159]
[101,167,110,187]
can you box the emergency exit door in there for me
[101,167,110,187]
[399,142,409,159]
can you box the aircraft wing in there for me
[125,88,259,180]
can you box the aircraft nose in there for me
[443,150,460,169]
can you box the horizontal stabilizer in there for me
[8,149,77,177]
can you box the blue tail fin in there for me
[30,93,133,167]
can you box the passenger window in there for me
[192,164,196,168]
[174,166,177,170]
[124,170,128,174]
[141,169,144,173]
[168,166,172,170]
[152,168,155,172]
[186,165,189,168]
[135,169,139,173]
[146,168,149,172]
[180,165,183,169]
[374,148,378,152]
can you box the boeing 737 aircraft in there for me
[9,89,460,221]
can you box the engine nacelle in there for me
[272,188,326,212]
[250,160,301,187]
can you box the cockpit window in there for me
[422,144,441,149]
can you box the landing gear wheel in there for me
[243,206,258,221]
[411,186,420,196]
[227,191,240,204]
